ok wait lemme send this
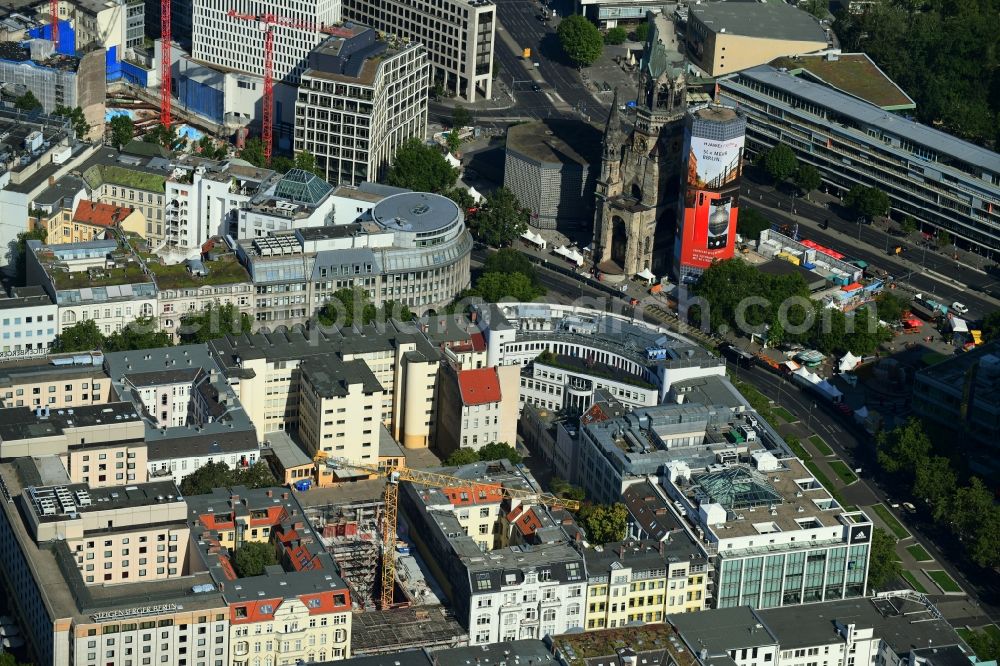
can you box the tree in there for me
[936,231,952,249]
[270,155,295,173]
[799,0,828,18]
[736,207,772,242]
[14,90,42,112]
[867,527,902,589]
[477,442,522,464]
[197,135,228,160]
[471,271,543,303]
[950,477,1000,568]
[633,21,650,42]
[317,288,412,328]
[387,138,458,193]
[557,15,603,67]
[761,143,798,182]
[876,418,932,477]
[468,187,528,247]
[104,316,172,352]
[0,652,31,666]
[10,226,47,284]
[444,186,475,210]
[54,104,90,138]
[604,26,628,44]
[52,320,104,353]
[446,130,462,154]
[980,310,1000,342]
[237,461,278,489]
[963,627,1000,662]
[794,163,822,194]
[452,105,472,131]
[912,455,956,520]
[578,503,628,544]
[444,448,481,466]
[484,248,540,287]
[294,150,322,177]
[550,477,586,502]
[845,185,890,219]
[232,541,277,577]
[900,216,918,235]
[180,461,235,495]
[143,123,178,148]
[238,138,268,168]
[179,302,252,343]
[109,114,135,151]
[874,291,908,323]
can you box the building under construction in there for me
[309,498,383,610]
[351,606,468,656]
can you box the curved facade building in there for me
[370,192,473,313]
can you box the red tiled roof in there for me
[441,484,506,506]
[457,367,501,406]
[72,200,132,227]
[507,506,543,536]
[470,331,486,352]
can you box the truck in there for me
[915,293,949,316]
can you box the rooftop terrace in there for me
[148,251,251,291]
[552,625,699,666]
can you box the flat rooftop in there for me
[670,606,779,655]
[25,480,183,523]
[770,53,915,110]
[349,606,468,655]
[552,624,700,666]
[147,251,251,291]
[916,341,1000,397]
[0,402,141,444]
[371,192,460,235]
[688,2,828,43]
[505,119,602,168]
[301,355,384,397]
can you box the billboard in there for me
[677,130,745,271]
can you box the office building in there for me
[435,364,519,455]
[718,66,1000,254]
[295,27,429,186]
[583,538,710,630]
[503,120,601,232]
[684,2,829,77]
[25,238,158,334]
[236,168,336,239]
[0,40,106,138]
[0,285,58,359]
[342,0,495,103]
[768,53,915,112]
[400,460,587,644]
[209,322,440,450]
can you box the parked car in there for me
[902,502,917,514]
[950,302,969,315]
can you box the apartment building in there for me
[435,364,519,455]
[188,487,353,663]
[209,323,440,449]
[295,28,429,186]
[81,147,168,243]
[718,65,1000,254]
[400,460,587,644]
[298,355,385,463]
[25,238,158,334]
[583,538,710,630]
[0,285,58,359]
[69,0,145,55]
[0,351,107,408]
[51,199,144,243]
[342,0,495,103]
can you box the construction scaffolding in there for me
[308,499,383,610]
[350,606,468,656]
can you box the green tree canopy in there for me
[470,271,543,303]
[550,477,586,502]
[197,135,228,160]
[10,226,47,284]
[937,231,952,249]
[633,21,650,42]
[867,527,902,589]
[950,477,1000,568]
[980,310,1000,342]
[109,114,135,151]
[14,90,42,112]
[578,503,628,544]
[316,288,414,328]
[179,302,252,344]
[52,320,104,353]
[604,26,628,44]
[452,105,472,130]
[477,442,522,464]
[484,248,540,287]
[467,187,528,247]
[444,448,481,466]
[876,418,932,477]
[557,15,603,67]
[238,138,268,168]
[54,104,90,138]
[143,123,178,149]
[964,627,1000,662]
[736,207,772,242]
[845,185,890,219]
[294,150,322,176]
[913,455,956,520]
[180,461,277,496]
[794,163,822,193]
[761,143,798,182]
[387,138,458,193]
[104,316,172,352]
[444,186,475,210]
[900,216,918,235]
[874,291,909,323]
[233,540,278,577]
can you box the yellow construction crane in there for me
[327,458,581,610]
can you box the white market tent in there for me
[636,268,655,283]
[446,152,461,167]
[521,229,546,249]
[467,186,484,203]
[839,352,861,373]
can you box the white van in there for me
[951,302,969,315]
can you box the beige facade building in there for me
[685,3,829,77]
[43,199,145,244]
[0,354,108,410]
[298,356,384,462]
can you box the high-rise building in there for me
[341,0,495,103]
[673,104,746,282]
[294,28,429,186]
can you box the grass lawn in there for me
[872,503,910,540]
[809,435,834,456]
[774,407,796,423]
[829,460,858,485]
[901,570,929,594]
[149,255,250,290]
[804,461,846,506]
[926,569,961,593]
[906,544,933,562]
[985,625,1000,642]
[786,437,812,462]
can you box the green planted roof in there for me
[272,168,332,205]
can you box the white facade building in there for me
[0,286,58,360]
[294,28,429,186]
[236,169,336,238]
[342,0,495,103]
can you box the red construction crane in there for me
[50,0,59,46]
[226,10,323,165]
[160,0,171,127]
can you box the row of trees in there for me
[690,258,892,354]
[52,303,252,353]
[460,248,546,304]
[876,419,1000,568]
[316,288,414,328]
[443,442,523,466]
[179,461,277,496]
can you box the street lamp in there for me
[856,216,864,242]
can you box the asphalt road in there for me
[744,183,998,320]
[510,251,1000,623]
